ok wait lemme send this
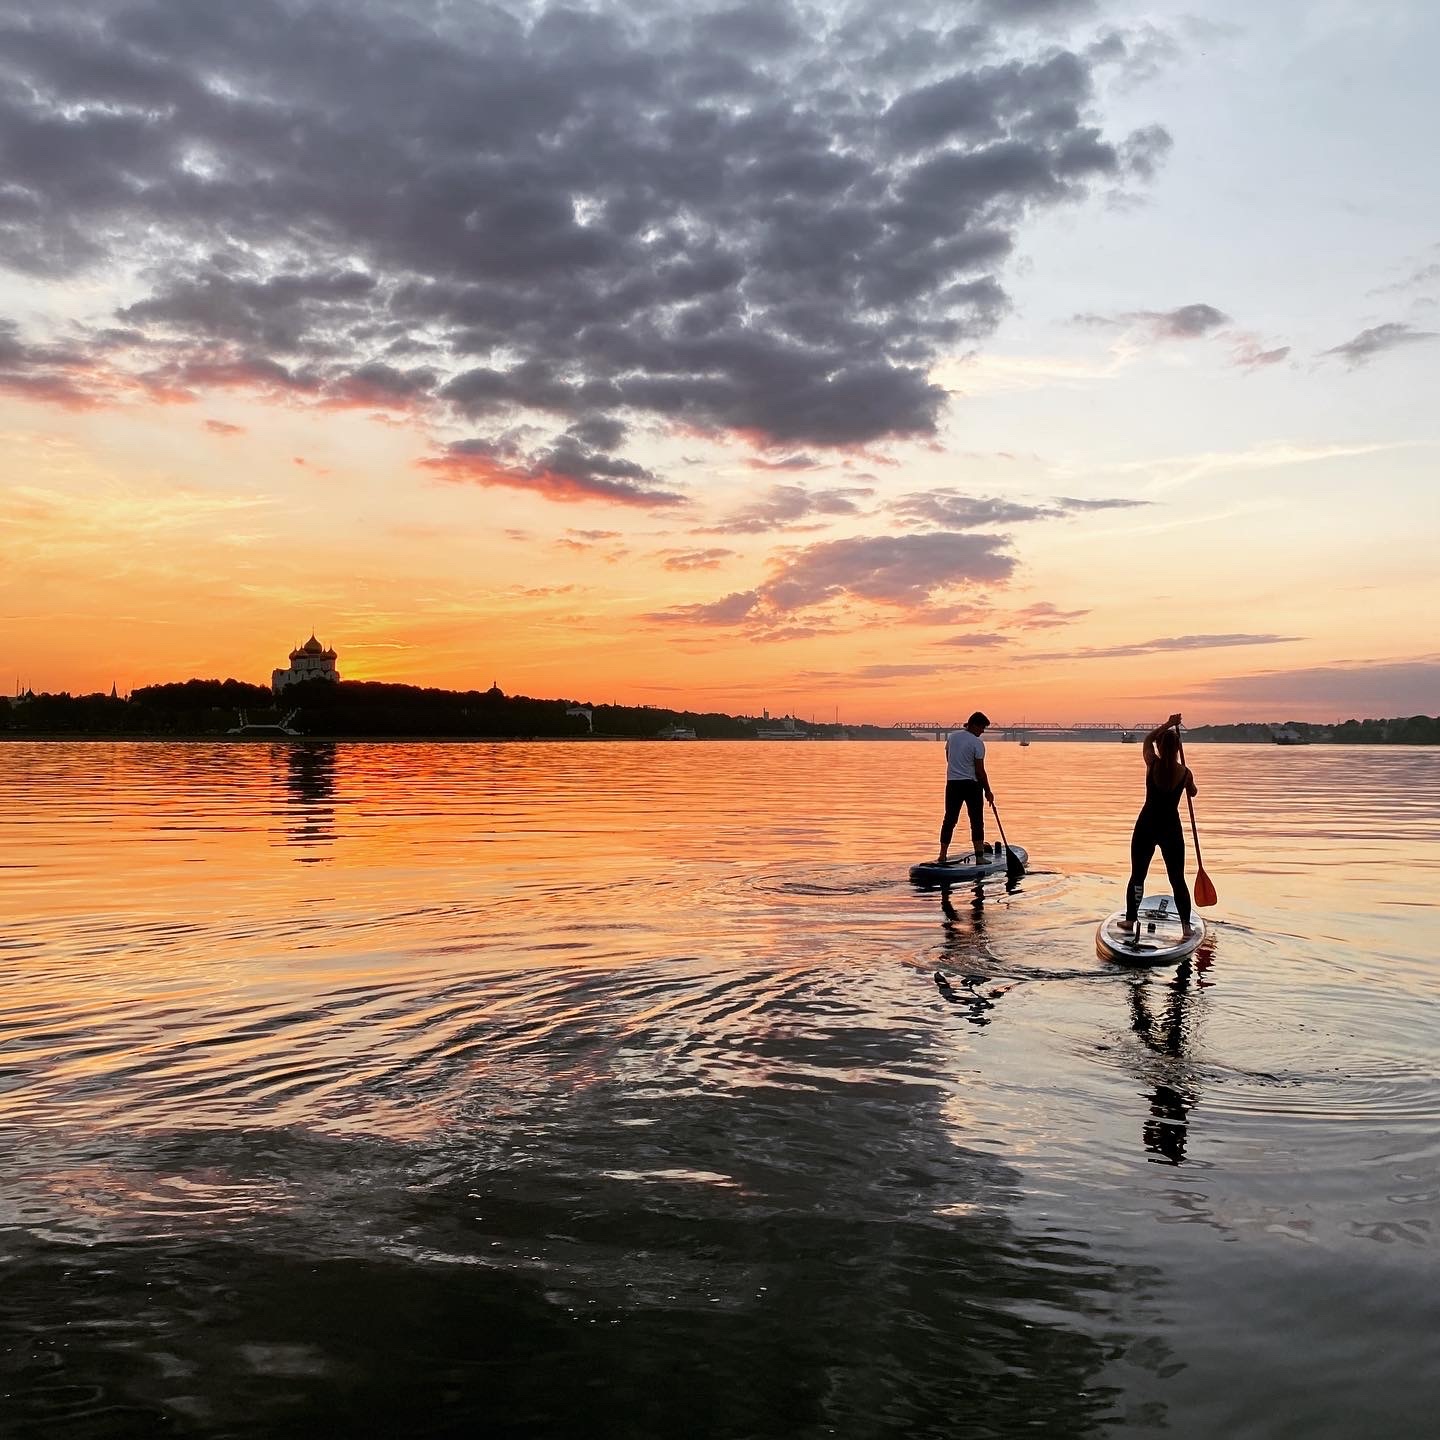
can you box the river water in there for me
[1,739,1436,1438]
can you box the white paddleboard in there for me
[909,846,1027,883]
[1096,894,1206,964]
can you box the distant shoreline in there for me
[3,732,1438,746]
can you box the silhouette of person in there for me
[1125,944,1213,1164]
[1120,714,1197,936]
[932,877,1017,1025]
[935,711,994,864]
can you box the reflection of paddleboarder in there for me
[1127,952,1211,1164]
[1119,714,1197,937]
[932,878,1017,1025]
[934,711,993,865]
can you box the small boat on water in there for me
[1019,737,1031,747]
[656,723,697,740]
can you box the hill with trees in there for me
[0,678,907,741]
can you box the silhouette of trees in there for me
[4,683,1434,744]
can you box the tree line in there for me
[0,678,907,741]
[1185,717,1440,745]
[4,680,1435,742]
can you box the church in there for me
[272,635,340,693]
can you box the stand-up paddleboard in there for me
[909,846,1027,883]
[1096,894,1206,964]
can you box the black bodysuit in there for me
[1126,769,1191,926]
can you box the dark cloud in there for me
[422,436,684,508]
[1179,657,1440,716]
[1012,602,1089,629]
[935,632,1010,647]
[973,0,1096,25]
[851,663,944,680]
[892,488,1149,529]
[1028,633,1302,662]
[646,590,761,625]
[0,0,1165,487]
[203,418,244,435]
[1231,339,1290,369]
[646,528,1013,631]
[706,482,873,534]
[659,547,736,571]
[792,661,950,685]
[1152,303,1230,338]
[1076,303,1229,340]
[1118,123,1172,180]
[764,531,1013,611]
[893,491,1055,528]
[743,454,821,472]
[0,318,103,407]
[1369,255,1440,297]
[1322,322,1440,367]
[1051,495,1150,512]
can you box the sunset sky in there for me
[2,0,1436,724]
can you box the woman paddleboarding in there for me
[1118,714,1198,937]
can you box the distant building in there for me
[273,634,340,693]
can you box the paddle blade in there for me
[1006,848,1025,882]
[1194,866,1218,908]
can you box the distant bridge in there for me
[895,720,1160,739]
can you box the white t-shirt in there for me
[945,729,986,782]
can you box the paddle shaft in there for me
[1176,733,1217,906]
[988,796,1026,879]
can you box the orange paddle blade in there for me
[1194,866,1218,908]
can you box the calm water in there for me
[2,739,1437,1438]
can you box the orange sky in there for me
[1,1,1436,725]
[4,375,1433,724]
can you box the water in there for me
[1,739,1436,1438]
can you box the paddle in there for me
[987,797,1025,882]
[1176,732,1217,907]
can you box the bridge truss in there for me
[895,720,1160,738]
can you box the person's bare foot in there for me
[933,854,949,865]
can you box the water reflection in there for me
[0,973,1145,1437]
[1125,945,1213,1165]
[279,742,337,857]
[0,741,1435,1438]
[932,878,1019,1025]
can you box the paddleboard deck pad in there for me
[909,846,1027,883]
[1097,894,1206,964]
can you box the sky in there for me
[1,0,1436,725]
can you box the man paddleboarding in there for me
[934,711,994,864]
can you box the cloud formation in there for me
[892,488,1148,528]
[1012,602,1090,629]
[1180,657,1440,716]
[1027,632,1302,662]
[1075,303,1230,340]
[647,528,1014,629]
[421,436,684,508]
[935,632,1011,647]
[0,0,1166,496]
[706,482,873,534]
[1322,322,1440,367]
[659,547,737,571]
[1231,338,1290,369]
